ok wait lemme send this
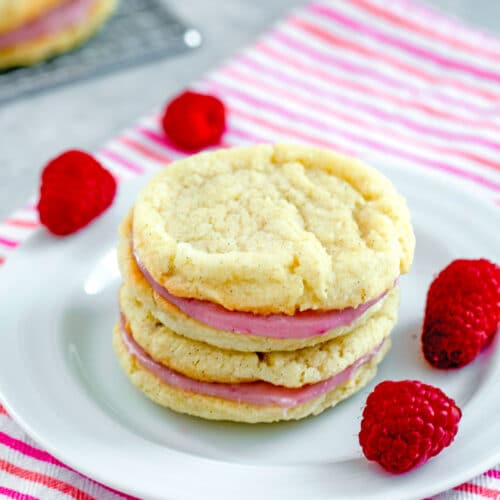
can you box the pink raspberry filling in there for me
[0,0,96,49]
[120,318,383,408]
[133,247,391,339]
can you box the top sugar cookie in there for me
[132,144,415,314]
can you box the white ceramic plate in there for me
[1,164,499,500]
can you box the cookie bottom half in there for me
[119,283,397,388]
[113,324,390,423]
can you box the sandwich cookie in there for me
[0,0,117,69]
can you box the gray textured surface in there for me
[0,0,498,220]
[0,0,304,219]
[0,0,197,104]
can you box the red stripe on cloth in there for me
[225,126,264,145]
[257,40,500,150]
[0,431,138,500]
[220,67,500,172]
[118,136,172,164]
[136,125,209,157]
[242,47,500,133]
[97,486,139,500]
[0,458,94,500]
[484,469,500,479]
[454,482,500,498]
[0,256,5,267]
[290,17,500,101]
[310,4,500,84]
[3,219,40,229]
[100,149,145,174]
[219,90,500,192]
[135,126,175,151]
[0,237,19,249]
[246,46,488,131]
[348,0,500,62]
[0,432,66,469]
[230,109,355,154]
[270,30,494,116]
[0,486,39,500]
[0,404,8,415]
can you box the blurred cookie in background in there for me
[0,0,117,69]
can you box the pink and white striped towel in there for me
[1,0,500,498]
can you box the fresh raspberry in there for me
[359,380,461,474]
[161,90,226,151]
[422,259,500,368]
[38,150,116,235]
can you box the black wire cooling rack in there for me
[0,0,201,103]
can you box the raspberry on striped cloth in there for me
[161,91,226,151]
[38,150,117,236]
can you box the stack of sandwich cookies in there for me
[0,0,117,69]
[114,144,415,423]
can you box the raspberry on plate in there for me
[422,259,500,369]
[38,150,117,236]
[359,380,461,474]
